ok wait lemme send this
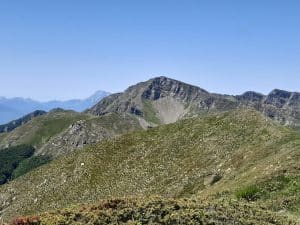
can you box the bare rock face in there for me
[88,77,300,127]
[262,90,300,126]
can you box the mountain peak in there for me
[141,76,209,101]
[147,76,203,88]
[263,89,300,111]
[86,90,110,103]
[238,91,265,102]
[88,76,229,126]
[268,89,292,98]
[147,76,185,85]
[149,75,169,81]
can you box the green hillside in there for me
[0,110,88,185]
[0,110,88,149]
[0,110,141,185]
[0,109,299,224]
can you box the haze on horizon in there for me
[1,1,300,101]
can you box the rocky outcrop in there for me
[140,76,208,101]
[36,119,109,157]
[237,89,300,125]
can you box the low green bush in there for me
[235,185,261,201]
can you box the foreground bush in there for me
[18,197,295,225]
[11,216,40,225]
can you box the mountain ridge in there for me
[88,76,300,128]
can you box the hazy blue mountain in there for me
[0,90,110,124]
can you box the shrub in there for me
[11,216,40,225]
[235,185,261,201]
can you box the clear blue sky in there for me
[0,0,300,101]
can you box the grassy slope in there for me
[1,110,300,223]
[0,110,88,185]
[0,133,6,142]
[141,99,161,125]
[0,111,141,182]
[0,110,89,149]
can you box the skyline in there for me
[1,1,300,101]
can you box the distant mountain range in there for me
[0,90,110,124]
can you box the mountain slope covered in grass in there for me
[0,109,88,150]
[0,109,141,187]
[1,109,299,224]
